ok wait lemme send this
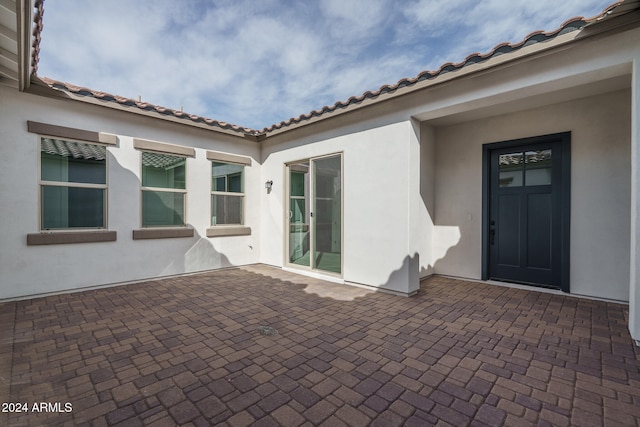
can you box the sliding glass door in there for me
[288,161,311,268]
[313,155,342,273]
[287,154,342,275]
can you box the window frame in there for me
[38,135,109,231]
[206,150,251,237]
[289,169,308,227]
[131,138,195,239]
[140,151,188,228]
[211,161,245,226]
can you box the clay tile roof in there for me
[28,0,636,138]
[29,0,259,136]
[31,0,45,76]
[38,76,259,136]
[261,1,631,134]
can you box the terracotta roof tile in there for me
[261,3,629,133]
[39,77,259,135]
[31,0,44,76]
[27,0,635,137]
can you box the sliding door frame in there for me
[284,152,344,278]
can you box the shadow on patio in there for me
[1,265,639,426]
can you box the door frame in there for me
[284,152,344,278]
[481,132,571,292]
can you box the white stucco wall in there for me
[411,122,437,279]
[0,87,261,299]
[431,89,631,301]
[260,118,423,295]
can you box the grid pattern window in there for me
[212,162,244,225]
[141,152,186,227]
[40,138,107,230]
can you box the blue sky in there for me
[38,0,614,130]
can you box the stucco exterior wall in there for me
[260,119,420,295]
[431,89,631,301]
[412,122,436,279]
[0,87,261,299]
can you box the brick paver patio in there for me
[1,265,639,426]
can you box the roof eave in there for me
[262,4,640,138]
[16,0,33,91]
[25,77,259,141]
[14,0,640,141]
[261,31,583,138]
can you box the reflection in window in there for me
[40,138,107,229]
[289,163,310,267]
[141,152,186,227]
[290,170,307,224]
[212,162,244,225]
[525,149,552,186]
[499,152,523,187]
[499,149,552,187]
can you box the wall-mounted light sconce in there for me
[265,180,273,192]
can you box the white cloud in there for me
[319,0,390,42]
[38,0,614,130]
[403,0,477,34]
[402,0,612,57]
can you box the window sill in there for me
[27,230,117,246]
[133,228,194,240]
[206,226,251,237]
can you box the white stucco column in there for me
[630,58,640,345]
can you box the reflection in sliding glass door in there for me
[287,154,342,275]
[288,162,310,267]
[313,155,341,274]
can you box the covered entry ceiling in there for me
[416,70,631,128]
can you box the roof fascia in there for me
[16,0,32,91]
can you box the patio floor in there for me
[1,265,639,427]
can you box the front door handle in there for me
[490,220,496,245]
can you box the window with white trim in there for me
[40,137,107,230]
[141,152,187,227]
[211,162,244,225]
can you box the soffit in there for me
[0,0,35,90]
[0,0,18,85]
[423,73,632,127]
